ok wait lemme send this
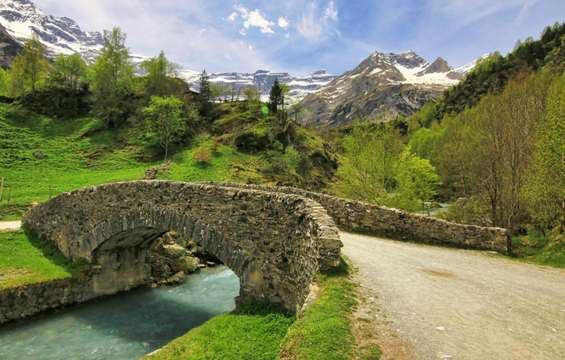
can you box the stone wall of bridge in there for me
[22,181,342,314]
[203,183,510,253]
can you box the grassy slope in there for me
[0,231,84,289]
[0,104,261,213]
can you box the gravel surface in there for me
[0,221,21,232]
[341,232,565,360]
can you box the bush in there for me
[233,126,272,153]
[192,146,212,164]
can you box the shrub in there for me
[192,146,212,164]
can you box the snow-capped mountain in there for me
[299,51,473,127]
[180,69,337,103]
[0,0,103,62]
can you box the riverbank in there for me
[0,267,239,360]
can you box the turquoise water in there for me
[0,267,239,360]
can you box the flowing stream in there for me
[0,266,239,360]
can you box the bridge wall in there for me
[22,181,342,314]
[204,183,509,253]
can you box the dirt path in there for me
[0,221,21,232]
[341,232,565,360]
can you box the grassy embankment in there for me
[0,231,85,289]
[146,259,377,360]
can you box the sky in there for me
[34,0,565,75]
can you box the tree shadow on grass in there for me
[23,229,89,275]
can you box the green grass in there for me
[279,258,360,360]
[0,231,86,289]
[0,105,259,214]
[145,258,368,360]
[145,303,294,360]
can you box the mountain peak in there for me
[0,0,103,61]
[419,57,452,75]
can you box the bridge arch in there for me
[23,181,342,312]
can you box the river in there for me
[0,266,239,360]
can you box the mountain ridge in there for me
[298,51,474,127]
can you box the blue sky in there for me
[35,0,565,74]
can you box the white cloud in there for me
[227,12,238,22]
[278,16,289,29]
[324,1,338,21]
[235,5,275,34]
[298,1,338,41]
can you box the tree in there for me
[90,27,133,128]
[49,53,87,91]
[243,86,260,112]
[391,147,441,212]
[0,67,8,96]
[333,125,404,204]
[269,79,283,113]
[435,72,550,230]
[198,69,213,120]
[8,36,49,96]
[524,73,565,232]
[144,96,186,161]
[140,51,178,96]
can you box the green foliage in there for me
[49,53,87,91]
[0,231,86,289]
[140,51,179,97]
[198,70,213,120]
[8,36,49,97]
[280,258,358,360]
[333,125,403,204]
[523,73,565,232]
[408,126,444,159]
[144,96,188,160]
[0,67,8,96]
[89,27,134,128]
[512,230,565,268]
[234,123,272,153]
[269,78,284,113]
[433,71,551,230]
[388,147,441,212]
[145,302,294,360]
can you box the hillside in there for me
[0,100,336,220]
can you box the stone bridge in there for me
[22,181,342,313]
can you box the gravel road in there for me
[0,221,21,232]
[341,232,565,360]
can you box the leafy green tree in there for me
[140,51,178,96]
[8,55,25,97]
[49,53,87,91]
[524,73,565,232]
[0,67,9,96]
[243,86,260,112]
[8,36,49,96]
[90,27,133,128]
[333,126,403,203]
[144,96,187,161]
[390,147,441,212]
